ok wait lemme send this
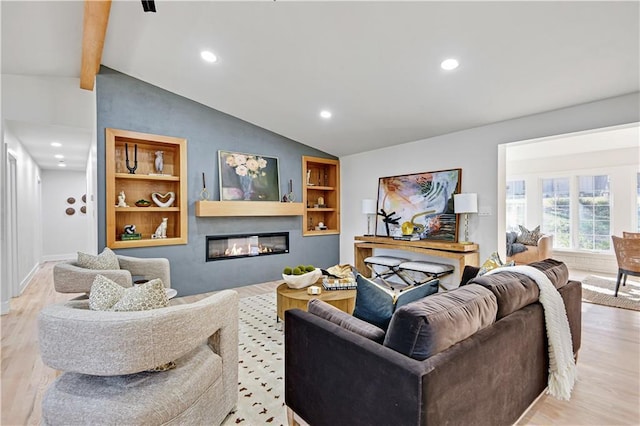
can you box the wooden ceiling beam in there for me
[80,0,112,91]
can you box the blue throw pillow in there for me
[352,274,439,330]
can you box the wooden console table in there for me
[354,236,480,278]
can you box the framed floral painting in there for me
[218,151,281,201]
[376,168,462,241]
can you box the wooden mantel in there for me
[195,201,303,217]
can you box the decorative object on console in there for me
[361,199,377,236]
[219,150,280,201]
[377,208,401,236]
[124,142,138,174]
[151,191,175,208]
[152,218,168,239]
[453,193,478,244]
[377,169,461,241]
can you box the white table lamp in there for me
[454,193,478,244]
[362,199,377,236]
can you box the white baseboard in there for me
[19,262,41,295]
[1,300,10,315]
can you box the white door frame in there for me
[7,152,18,297]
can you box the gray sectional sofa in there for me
[284,259,581,426]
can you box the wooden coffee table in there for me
[276,282,356,321]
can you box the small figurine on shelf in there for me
[152,218,168,239]
[116,191,129,207]
[154,151,164,174]
[123,224,136,235]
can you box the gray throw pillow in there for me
[77,247,120,270]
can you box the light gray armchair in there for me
[38,290,239,425]
[53,255,171,293]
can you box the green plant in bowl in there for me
[135,199,152,207]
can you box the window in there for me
[506,180,526,232]
[542,178,570,249]
[577,175,610,251]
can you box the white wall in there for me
[41,170,92,260]
[340,93,640,281]
[3,128,42,295]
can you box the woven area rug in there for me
[222,293,287,425]
[581,275,640,312]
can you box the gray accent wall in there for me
[96,67,338,296]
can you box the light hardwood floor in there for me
[1,262,639,425]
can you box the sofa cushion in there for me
[77,247,120,270]
[467,271,539,319]
[352,274,439,330]
[527,258,569,290]
[468,259,570,319]
[307,299,386,343]
[383,284,497,360]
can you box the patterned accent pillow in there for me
[112,279,169,312]
[89,274,126,311]
[77,247,120,270]
[516,225,541,246]
[89,276,173,371]
[478,251,515,276]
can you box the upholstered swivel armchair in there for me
[38,290,238,425]
[53,255,171,294]
[507,234,553,265]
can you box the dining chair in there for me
[611,235,640,297]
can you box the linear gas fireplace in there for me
[206,232,289,261]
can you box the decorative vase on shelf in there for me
[239,175,254,200]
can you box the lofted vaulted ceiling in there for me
[2,1,639,171]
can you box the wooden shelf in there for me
[195,201,303,217]
[115,173,180,181]
[115,207,180,212]
[303,156,340,237]
[109,237,186,249]
[106,128,188,248]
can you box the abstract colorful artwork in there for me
[376,169,462,241]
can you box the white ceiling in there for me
[2,1,639,172]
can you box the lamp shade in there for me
[362,199,377,215]
[454,193,478,214]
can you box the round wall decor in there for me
[65,207,76,216]
[80,206,87,214]
[82,194,87,203]
[67,197,76,204]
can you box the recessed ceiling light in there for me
[441,58,459,71]
[54,154,64,159]
[51,142,62,147]
[320,110,332,119]
[200,50,218,63]
[58,163,67,167]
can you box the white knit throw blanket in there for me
[485,265,577,400]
